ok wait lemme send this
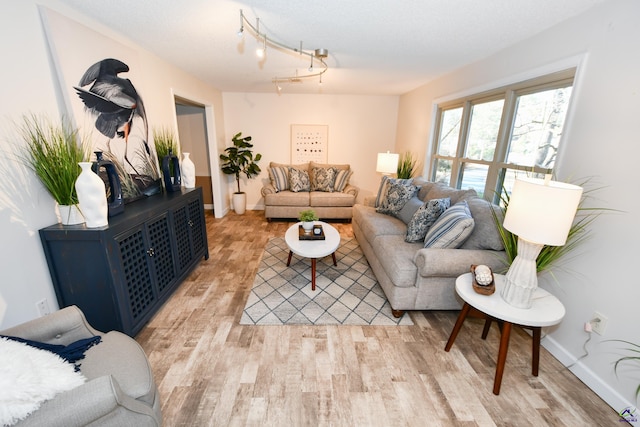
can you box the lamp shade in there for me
[503,177,583,246]
[376,152,399,175]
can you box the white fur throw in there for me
[0,337,86,426]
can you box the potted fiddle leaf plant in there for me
[18,114,89,224]
[219,132,262,214]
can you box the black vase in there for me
[162,149,181,193]
[92,151,124,217]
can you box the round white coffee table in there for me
[445,273,565,395]
[284,221,340,291]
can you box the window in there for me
[430,70,575,202]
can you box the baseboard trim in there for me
[543,336,638,425]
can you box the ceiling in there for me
[58,0,608,95]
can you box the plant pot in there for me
[58,204,84,226]
[233,192,246,215]
[302,221,314,232]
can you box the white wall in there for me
[396,0,640,415]
[221,93,399,209]
[0,1,226,329]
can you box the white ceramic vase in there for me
[75,162,108,228]
[233,192,246,215]
[182,152,196,188]
[58,204,84,225]
[302,221,314,232]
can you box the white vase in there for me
[232,192,246,215]
[75,162,108,228]
[182,152,196,188]
[302,221,314,232]
[58,204,84,225]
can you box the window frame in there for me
[429,69,576,203]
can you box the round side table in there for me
[444,272,565,395]
[284,221,340,291]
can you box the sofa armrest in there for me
[261,184,277,197]
[342,184,358,197]
[19,375,160,427]
[362,196,376,207]
[414,249,508,278]
[1,305,102,346]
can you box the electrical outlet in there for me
[36,298,50,316]
[589,311,608,335]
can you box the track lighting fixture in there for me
[237,9,329,91]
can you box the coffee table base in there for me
[286,251,337,291]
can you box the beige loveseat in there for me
[261,161,359,220]
[353,177,507,317]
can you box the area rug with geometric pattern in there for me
[240,237,414,326]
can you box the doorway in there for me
[174,96,217,214]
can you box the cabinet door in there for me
[173,196,207,274]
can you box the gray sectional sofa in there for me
[353,177,507,317]
[262,161,358,220]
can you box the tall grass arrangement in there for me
[608,340,640,401]
[397,152,417,179]
[18,114,89,206]
[153,127,178,173]
[492,177,606,274]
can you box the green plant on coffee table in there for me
[299,209,319,222]
[17,114,89,206]
[492,177,606,274]
[397,152,417,179]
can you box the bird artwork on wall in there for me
[74,58,160,198]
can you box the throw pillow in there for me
[396,196,424,225]
[424,200,475,249]
[0,337,86,426]
[269,166,289,192]
[288,167,310,192]
[310,167,337,192]
[374,177,414,208]
[333,169,353,192]
[405,197,451,243]
[376,181,419,216]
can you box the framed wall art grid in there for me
[290,124,328,163]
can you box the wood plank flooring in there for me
[136,210,618,426]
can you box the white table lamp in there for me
[376,151,399,176]
[501,176,583,309]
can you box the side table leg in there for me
[532,327,541,376]
[482,319,492,339]
[332,252,337,266]
[493,321,512,395]
[445,303,471,351]
[287,251,293,267]
[311,258,317,291]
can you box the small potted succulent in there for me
[298,209,319,232]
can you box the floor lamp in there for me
[501,176,583,309]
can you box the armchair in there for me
[0,306,161,427]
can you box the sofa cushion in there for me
[460,197,505,251]
[270,161,309,171]
[310,161,350,171]
[334,169,353,192]
[353,205,406,238]
[269,166,289,192]
[310,167,337,192]
[264,191,310,207]
[372,235,422,288]
[309,191,355,207]
[396,196,423,225]
[288,167,310,192]
[376,181,419,216]
[424,200,475,249]
[405,197,450,243]
[425,183,477,204]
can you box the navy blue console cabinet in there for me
[39,187,209,336]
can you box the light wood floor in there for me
[136,210,618,426]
